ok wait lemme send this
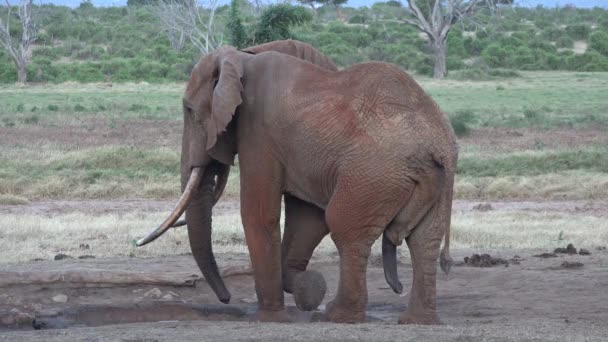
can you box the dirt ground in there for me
[1,201,607,341]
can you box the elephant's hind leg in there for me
[323,176,413,323]
[282,194,329,311]
[398,193,448,325]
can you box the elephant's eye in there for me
[213,78,219,89]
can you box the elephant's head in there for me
[136,40,337,304]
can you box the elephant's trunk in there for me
[169,165,230,229]
[382,233,403,294]
[185,162,231,304]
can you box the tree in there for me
[227,0,247,49]
[323,0,348,21]
[297,0,347,19]
[401,0,512,79]
[253,4,312,44]
[151,0,223,54]
[0,0,37,83]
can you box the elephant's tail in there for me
[438,164,455,276]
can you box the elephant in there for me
[137,40,458,325]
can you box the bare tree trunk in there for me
[335,5,344,21]
[432,37,447,79]
[17,61,27,83]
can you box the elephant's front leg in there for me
[282,194,329,311]
[240,158,288,322]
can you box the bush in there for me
[482,44,508,67]
[556,36,574,48]
[567,51,608,71]
[589,31,608,56]
[446,56,464,70]
[348,14,368,24]
[449,110,476,137]
[413,55,434,76]
[565,24,591,40]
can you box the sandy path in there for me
[2,199,606,217]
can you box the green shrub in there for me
[565,24,591,40]
[541,27,563,41]
[449,110,476,137]
[556,36,574,48]
[482,44,508,67]
[47,104,60,111]
[567,51,608,71]
[446,56,464,70]
[589,31,608,57]
[413,55,434,76]
[348,14,368,24]
[74,104,87,112]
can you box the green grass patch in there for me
[458,148,608,177]
[423,71,608,129]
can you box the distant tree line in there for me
[0,0,607,83]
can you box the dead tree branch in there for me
[0,0,37,83]
[151,0,223,54]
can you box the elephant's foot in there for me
[292,270,327,311]
[252,308,292,323]
[398,310,440,325]
[324,300,365,323]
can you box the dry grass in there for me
[0,194,30,205]
[1,209,605,264]
[456,172,608,200]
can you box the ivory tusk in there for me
[136,167,202,246]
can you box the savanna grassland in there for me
[1,73,608,341]
[1,71,607,264]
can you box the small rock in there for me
[507,130,524,137]
[161,293,176,301]
[561,261,584,269]
[472,203,494,212]
[10,309,33,325]
[533,253,558,258]
[144,288,162,299]
[1,314,15,325]
[52,294,68,303]
[78,255,96,259]
[578,248,591,256]
[54,253,73,260]
[240,295,257,304]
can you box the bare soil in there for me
[0,118,182,150]
[2,119,607,153]
[1,201,607,340]
[1,247,607,341]
[2,198,606,218]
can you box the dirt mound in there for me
[535,244,592,258]
[554,244,578,255]
[472,203,494,212]
[462,254,509,267]
[561,261,584,269]
[534,253,558,258]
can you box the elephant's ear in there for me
[206,55,243,150]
